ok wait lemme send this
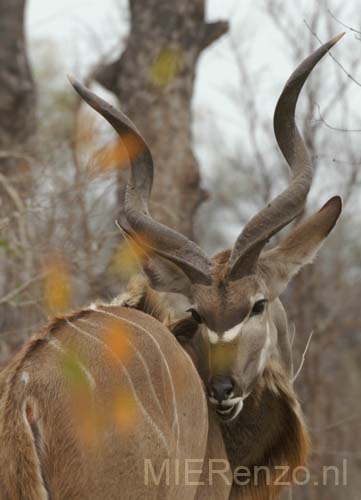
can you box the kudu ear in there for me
[142,255,193,298]
[116,222,193,298]
[259,196,342,300]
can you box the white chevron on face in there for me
[207,321,243,345]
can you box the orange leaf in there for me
[109,233,153,280]
[93,133,145,173]
[112,390,140,431]
[150,47,183,87]
[102,320,134,366]
[43,255,72,315]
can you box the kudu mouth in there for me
[207,373,252,421]
[209,396,244,422]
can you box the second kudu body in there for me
[0,34,344,500]
[0,291,230,500]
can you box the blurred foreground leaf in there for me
[150,47,183,87]
[112,389,140,431]
[43,255,72,315]
[93,133,144,173]
[103,319,134,366]
[110,233,152,280]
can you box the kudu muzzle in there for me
[207,375,244,421]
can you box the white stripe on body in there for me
[90,307,180,452]
[64,319,170,452]
[78,316,165,419]
[49,338,96,389]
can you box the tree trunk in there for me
[0,0,36,359]
[0,0,35,153]
[94,0,228,238]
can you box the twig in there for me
[313,154,361,165]
[304,19,361,88]
[292,331,314,383]
[312,448,361,458]
[310,414,361,432]
[314,103,361,132]
[0,173,25,214]
[0,172,32,274]
[327,9,361,37]
[0,150,34,163]
[0,272,47,306]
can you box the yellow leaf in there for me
[150,47,183,87]
[102,320,134,366]
[92,133,145,173]
[43,255,72,315]
[112,390,140,431]
[109,233,153,280]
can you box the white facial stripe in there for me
[207,321,243,345]
[206,293,266,346]
[222,323,242,342]
[257,321,271,373]
[207,329,219,344]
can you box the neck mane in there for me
[220,361,309,499]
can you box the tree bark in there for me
[94,0,228,238]
[0,0,36,354]
[0,0,35,153]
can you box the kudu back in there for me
[0,290,220,500]
[0,34,344,500]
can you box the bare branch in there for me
[327,9,361,37]
[304,19,361,88]
[200,21,229,50]
[292,331,314,383]
[0,172,32,273]
[0,150,35,163]
[314,103,361,132]
[0,272,47,306]
[310,414,361,432]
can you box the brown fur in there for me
[168,315,309,500]
[0,308,94,500]
[116,289,308,500]
[222,361,309,499]
[0,339,48,499]
[0,295,210,500]
[109,274,172,323]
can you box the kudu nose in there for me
[208,377,235,403]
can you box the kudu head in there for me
[70,34,343,422]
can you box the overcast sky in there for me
[26,0,359,135]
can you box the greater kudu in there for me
[70,33,343,497]
[0,34,343,500]
[0,284,230,500]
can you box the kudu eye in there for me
[250,299,267,317]
[187,308,203,324]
